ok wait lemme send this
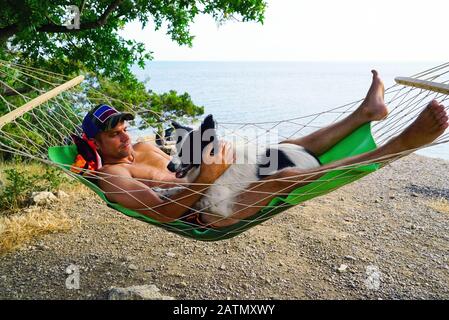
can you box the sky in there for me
[120,0,449,61]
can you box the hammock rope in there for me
[0,60,448,241]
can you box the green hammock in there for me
[1,61,447,242]
[48,122,379,242]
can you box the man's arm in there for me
[98,166,213,223]
[98,141,234,223]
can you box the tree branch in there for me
[2,86,33,97]
[0,24,19,42]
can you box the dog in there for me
[165,115,321,218]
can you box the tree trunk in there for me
[0,24,19,43]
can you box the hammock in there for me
[1,60,448,241]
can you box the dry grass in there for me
[0,207,80,255]
[426,198,449,214]
[61,179,93,196]
[0,160,96,255]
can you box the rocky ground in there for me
[0,154,448,300]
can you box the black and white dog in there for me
[165,115,321,218]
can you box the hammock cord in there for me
[0,60,449,240]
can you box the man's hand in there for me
[198,141,234,183]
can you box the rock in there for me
[35,244,49,251]
[344,255,357,261]
[128,264,138,271]
[107,285,174,300]
[219,264,226,270]
[176,281,188,288]
[88,253,99,260]
[55,190,69,199]
[31,191,58,206]
[337,264,348,273]
[166,251,176,258]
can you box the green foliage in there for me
[86,73,152,109]
[40,166,68,191]
[0,77,84,160]
[0,0,266,84]
[0,0,266,154]
[149,90,204,119]
[0,168,30,210]
[145,89,204,135]
[0,164,69,211]
[84,75,204,136]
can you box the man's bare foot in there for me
[358,70,389,122]
[396,100,448,151]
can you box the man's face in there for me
[94,121,132,159]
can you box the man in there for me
[83,71,448,228]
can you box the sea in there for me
[132,61,449,160]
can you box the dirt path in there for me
[1,154,448,299]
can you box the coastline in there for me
[0,154,448,299]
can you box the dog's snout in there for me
[167,162,177,172]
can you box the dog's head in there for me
[167,114,217,179]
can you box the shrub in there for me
[0,164,69,212]
[0,168,30,210]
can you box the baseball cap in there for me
[82,104,134,139]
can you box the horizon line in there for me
[147,59,445,63]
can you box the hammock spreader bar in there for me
[48,122,379,242]
[395,77,449,95]
[0,75,84,130]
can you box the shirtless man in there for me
[84,71,448,228]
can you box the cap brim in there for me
[105,112,135,130]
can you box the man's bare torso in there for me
[98,142,186,188]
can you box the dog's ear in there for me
[172,121,193,132]
[165,127,174,136]
[200,115,217,151]
[202,114,215,130]
[171,121,182,129]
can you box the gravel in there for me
[0,154,448,300]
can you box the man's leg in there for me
[281,70,388,156]
[205,100,448,228]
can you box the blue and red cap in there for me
[82,104,134,139]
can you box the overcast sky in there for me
[120,0,449,61]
